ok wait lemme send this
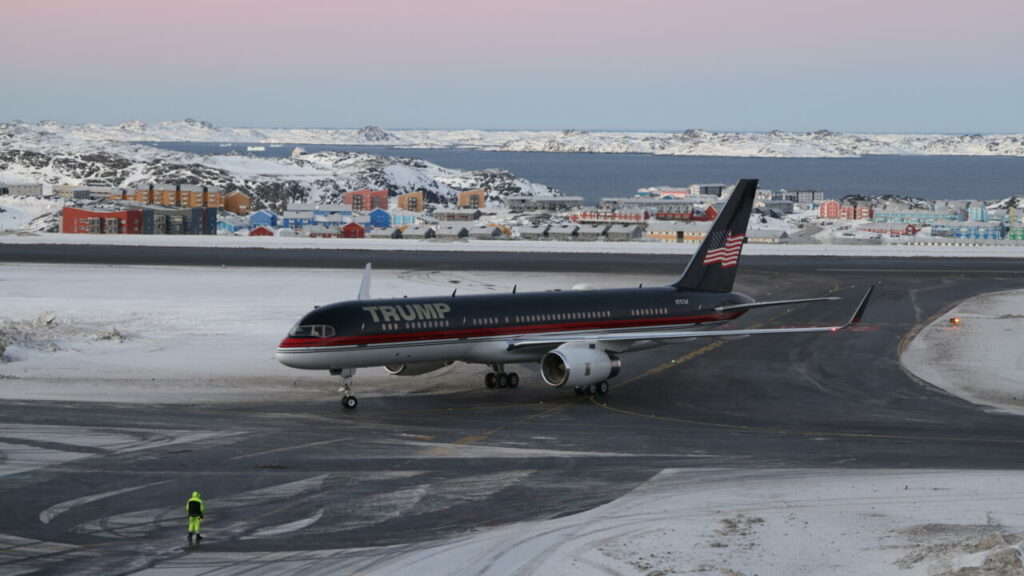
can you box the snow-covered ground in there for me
[0,197,64,232]
[903,289,1024,416]
[5,263,1024,575]
[3,231,1024,258]
[13,119,1024,158]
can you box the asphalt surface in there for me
[3,247,1024,573]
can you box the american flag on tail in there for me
[702,231,745,268]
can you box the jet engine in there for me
[540,342,621,388]
[384,361,452,376]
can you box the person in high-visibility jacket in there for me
[186,491,205,545]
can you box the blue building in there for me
[967,202,989,222]
[389,210,419,227]
[282,210,315,229]
[368,208,391,229]
[249,209,279,228]
[932,222,1005,240]
[217,220,241,234]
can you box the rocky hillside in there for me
[0,123,554,214]
[6,119,1024,158]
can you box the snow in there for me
[0,196,64,231]
[14,120,1024,158]
[134,468,1024,575]
[3,231,1024,258]
[902,289,1024,416]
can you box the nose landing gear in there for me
[331,368,358,409]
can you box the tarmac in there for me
[3,247,1024,573]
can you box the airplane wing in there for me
[507,286,874,351]
[714,296,840,313]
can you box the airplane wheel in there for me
[585,384,596,396]
[508,373,519,388]
[342,396,358,409]
[485,373,496,388]
[596,381,609,395]
[574,387,584,396]
[497,373,509,388]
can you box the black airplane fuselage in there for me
[275,287,754,370]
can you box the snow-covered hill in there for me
[0,123,554,213]
[5,120,1024,158]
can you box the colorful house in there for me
[389,209,418,227]
[343,189,389,211]
[222,191,251,215]
[457,189,486,209]
[396,191,425,212]
[249,209,279,228]
[341,222,366,238]
[368,208,391,229]
[62,207,144,234]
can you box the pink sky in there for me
[6,0,1019,72]
[2,0,1022,130]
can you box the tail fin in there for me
[671,178,758,292]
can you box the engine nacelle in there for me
[540,343,621,388]
[384,361,451,376]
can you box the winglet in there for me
[847,285,875,325]
[357,263,372,300]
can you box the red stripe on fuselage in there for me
[277,311,745,349]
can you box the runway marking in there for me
[39,480,172,524]
[230,438,350,460]
[418,427,503,455]
[242,508,325,539]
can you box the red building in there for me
[341,222,365,238]
[840,202,874,220]
[249,225,275,236]
[819,199,841,219]
[343,189,389,211]
[693,204,718,221]
[62,207,143,234]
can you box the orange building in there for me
[457,189,486,209]
[396,191,425,212]
[223,191,251,215]
[343,189,389,211]
[124,184,224,209]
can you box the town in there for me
[2,181,1023,244]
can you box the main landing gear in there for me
[331,368,358,409]
[484,364,519,389]
[574,381,610,397]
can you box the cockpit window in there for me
[289,324,336,338]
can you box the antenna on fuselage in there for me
[357,263,372,300]
[513,284,517,294]
[452,289,457,297]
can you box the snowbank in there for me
[902,289,1024,416]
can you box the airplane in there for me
[276,179,873,409]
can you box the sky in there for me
[1,0,1022,132]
